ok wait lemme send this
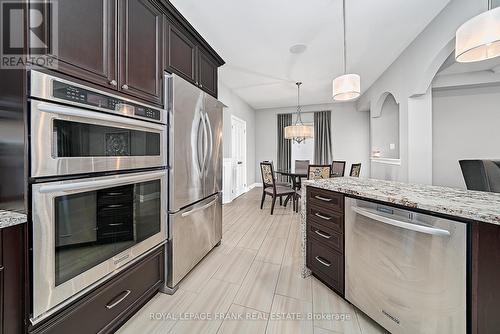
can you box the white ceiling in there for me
[171,0,450,109]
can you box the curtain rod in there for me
[277,110,331,116]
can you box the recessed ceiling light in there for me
[289,44,307,54]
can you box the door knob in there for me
[122,84,129,90]
[109,80,117,86]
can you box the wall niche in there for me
[371,93,400,160]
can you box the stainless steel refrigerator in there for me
[161,73,223,292]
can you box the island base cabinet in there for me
[0,224,25,334]
[29,247,164,334]
[306,187,345,296]
[472,222,500,334]
[307,240,344,295]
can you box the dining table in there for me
[275,169,308,190]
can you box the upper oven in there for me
[29,71,167,178]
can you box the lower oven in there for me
[31,170,167,323]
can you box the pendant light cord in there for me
[343,0,347,74]
[296,82,303,125]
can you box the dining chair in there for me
[295,160,310,174]
[291,164,332,213]
[307,164,332,180]
[260,162,296,215]
[331,160,346,177]
[459,160,500,193]
[350,163,362,177]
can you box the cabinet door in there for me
[39,0,117,88]
[198,48,218,97]
[119,0,163,105]
[164,20,197,84]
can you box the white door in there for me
[231,116,247,199]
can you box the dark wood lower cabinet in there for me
[471,222,500,334]
[0,224,26,334]
[306,187,345,296]
[29,246,164,334]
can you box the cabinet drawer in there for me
[307,240,344,295]
[307,220,343,253]
[307,205,344,233]
[308,188,344,213]
[32,248,163,334]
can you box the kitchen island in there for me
[300,177,500,334]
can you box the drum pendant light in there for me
[285,82,314,143]
[456,0,500,63]
[333,0,360,101]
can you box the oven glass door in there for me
[30,100,167,177]
[32,171,167,321]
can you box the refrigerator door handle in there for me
[201,111,209,175]
[203,111,213,174]
[181,195,219,217]
[196,115,204,174]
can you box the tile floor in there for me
[118,189,387,334]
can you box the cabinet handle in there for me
[122,84,129,90]
[314,230,331,239]
[314,212,331,221]
[315,256,331,267]
[109,80,117,86]
[105,290,131,309]
[314,195,332,202]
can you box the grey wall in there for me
[356,0,484,183]
[432,85,500,189]
[255,103,370,182]
[371,94,400,159]
[218,82,257,185]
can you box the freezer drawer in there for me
[345,198,466,334]
[167,193,222,288]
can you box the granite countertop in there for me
[0,210,27,229]
[303,177,500,225]
[299,177,500,278]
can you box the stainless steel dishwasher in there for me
[345,198,466,334]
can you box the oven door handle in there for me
[37,103,165,131]
[38,171,166,194]
[351,206,451,237]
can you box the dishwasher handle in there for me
[351,206,451,237]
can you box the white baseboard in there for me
[247,183,261,190]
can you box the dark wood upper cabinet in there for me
[41,0,117,89]
[119,0,163,105]
[197,48,218,97]
[37,0,223,103]
[164,20,197,84]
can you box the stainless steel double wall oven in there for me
[29,71,168,323]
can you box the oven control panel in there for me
[52,81,161,121]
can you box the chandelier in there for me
[285,82,313,143]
